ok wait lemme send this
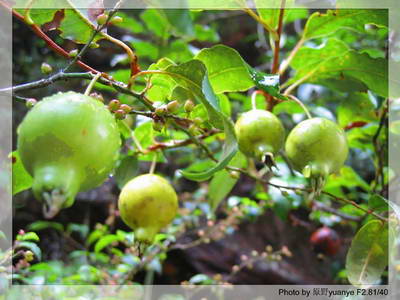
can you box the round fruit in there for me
[234,109,285,165]
[17,92,121,218]
[118,174,178,244]
[310,227,341,256]
[285,118,348,182]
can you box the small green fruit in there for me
[114,109,126,120]
[285,118,348,193]
[166,100,180,113]
[97,13,108,25]
[155,106,166,117]
[108,99,121,112]
[111,16,123,24]
[184,100,195,113]
[118,174,178,244]
[235,109,285,165]
[69,49,79,58]
[120,104,132,114]
[26,98,37,109]
[17,92,121,218]
[40,63,53,74]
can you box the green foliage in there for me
[11,4,391,287]
[346,220,390,286]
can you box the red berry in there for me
[310,227,341,256]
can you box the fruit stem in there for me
[251,90,259,110]
[286,94,312,119]
[149,155,157,174]
[84,72,102,96]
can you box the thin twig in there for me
[286,94,312,119]
[279,37,305,75]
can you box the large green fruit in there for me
[118,174,178,244]
[234,109,285,166]
[285,118,348,191]
[17,92,121,218]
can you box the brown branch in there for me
[267,0,286,109]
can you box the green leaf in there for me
[114,156,139,189]
[290,39,388,97]
[346,220,389,287]
[162,8,195,38]
[338,93,377,128]
[94,235,120,253]
[147,58,177,102]
[255,0,308,30]
[27,221,64,233]
[326,166,371,193]
[117,119,132,139]
[208,152,247,212]
[15,241,42,261]
[17,232,40,242]
[303,9,388,40]
[114,12,144,34]
[140,9,170,40]
[66,223,89,239]
[164,60,238,181]
[249,69,288,101]
[134,122,166,162]
[368,194,388,213]
[195,45,254,94]
[11,151,33,195]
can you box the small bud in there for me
[40,62,53,74]
[184,100,195,113]
[155,106,166,117]
[197,230,205,237]
[193,117,203,126]
[108,99,121,112]
[90,42,100,49]
[232,265,240,272]
[166,100,180,113]
[26,98,37,108]
[281,190,290,197]
[229,171,240,179]
[18,229,26,236]
[213,274,222,281]
[97,13,109,25]
[24,250,34,262]
[204,238,211,244]
[152,120,164,132]
[281,245,292,257]
[265,245,273,253]
[294,189,303,196]
[89,92,104,102]
[240,254,248,261]
[261,252,267,258]
[207,220,214,227]
[120,104,132,114]
[188,124,200,136]
[69,49,79,58]
[114,109,126,120]
[251,250,258,257]
[111,16,123,24]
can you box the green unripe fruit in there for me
[184,100,195,113]
[155,106,166,117]
[234,109,285,165]
[285,118,348,194]
[97,13,108,25]
[114,109,126,120]
[111,16,123,24]
[120,104,132,114]
[17,92,121,218]
[108,99,120,112]
[118,174,178,244]
[166,100,180,113]
[69,49,78,58]
[193,117,203,126]
[40,63,53,74]
[26,98,37,109]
